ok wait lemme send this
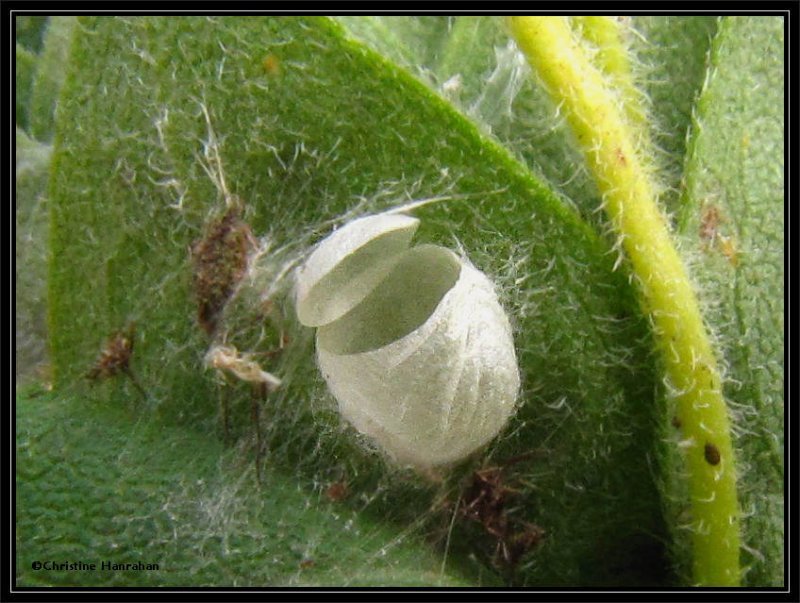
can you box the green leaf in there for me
[16,128,51,385]
[336,16,453,70]
[28,16,76,141]
[338,17,720,224]
[676,16,784,587]
[14,16,84,386]
[43,16,665,586]
[15,15,49,53]
[339,16,602,222]
[16,44,36,130]
[632,16,720,215]
[16,389,476,587]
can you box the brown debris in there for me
[87,323,136,380]
[699,204,722,244]
[461,467,514,541]
[699,203,741,267]
[191,205,254,336]
[459,460,544,570]
[86,323,148,402]
[324,481,349,503]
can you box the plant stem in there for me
[508,16,740,586]
[570,16,648,140]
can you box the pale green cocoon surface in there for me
[296,214,520,469]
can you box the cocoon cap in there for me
[294,214,419,327]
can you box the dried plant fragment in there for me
[459,455,544,571]
[86,323,148,402]
[191,204,254,336]
[205,344,282,483]
[205,344,282,391]
[461,467,514,541]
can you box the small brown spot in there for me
[299,558,315,569]
[262,54,281,76]
[699,204,740,265]
[615,147,627,166]
[704,442,721,466]
[671,416,682,429]
[86,323,149,402]
[87,323,136,380]
[719,236,740,267]
[699,204,721,244]
[324,481,349,502]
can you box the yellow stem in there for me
[571,16,648,140]
[508,16,740,586]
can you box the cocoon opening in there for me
[317,245,461,355]
[295,214,419,327]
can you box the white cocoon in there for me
[295,214,520,470]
